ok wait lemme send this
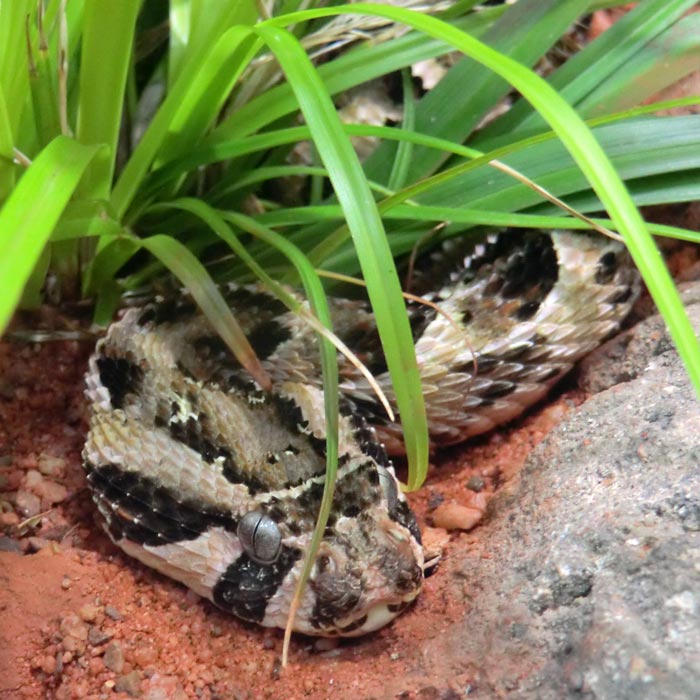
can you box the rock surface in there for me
[434,292,700,699]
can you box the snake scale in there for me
[83,229,639,636]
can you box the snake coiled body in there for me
[83,229,639,636]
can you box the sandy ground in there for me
[0,334,576,700]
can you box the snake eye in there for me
[377,466,399,511]
[237,511,281,564]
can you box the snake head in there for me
[240,457,425,637]
[85,332,424,637]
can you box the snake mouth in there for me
[332,596,419,637]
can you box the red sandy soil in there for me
[0,333,574,700]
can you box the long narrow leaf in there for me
[475,0,699,149]
[137,234,272,391]
[256,23,430,490]
[77,0,141,198]
[111,25,262,218]
[0,136,100,333]
[365,0,590,182]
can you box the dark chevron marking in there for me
[246,319,292,360]
[271,394,328,459]
[331,460,382,520]
[96,356,143,409]
[389,499,422,545]
[162,402,269,495]
[213,546,301,622]
[85,463,236,546]
[137,297,197,326]
[341,400,391,468]
[480,380,517,399]
[223,287,288,318]
[595,251,618,284]
[499,234,558,300]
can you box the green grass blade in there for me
[168,0,192,85]
[387,69,416,191]
[576,13,700,117]
[207,10,495,146]
[137,234,271,390]
[370,0,589,181]
[0,84,15,200]
[76,0,141,198]
[0,0,33,140]
[177,0,257,81]
[111,25,262,219]
[421,116,700,213]
[256,22,430,490]
[83,235,140,301]
[0,136,101,333]
[28,20,62,147]
[475,0,699,149]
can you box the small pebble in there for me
[35,479,68,505]
[103,641,125,673]
[40,655,57,674]
[1,471,22,491]
[427,491,445,510]
[61,576,71,590]
[60,635,85,655]
[0,536,21,553]
[78,604,100,623]
[114,670,142,697]
[59,614,88,641]
[144,674,185,700]
[104,604,123,620]
[38,454,66,477]
[313,637,339,652]
[15,490,41,517]
[432,502,484,532]
[0,511,18,527]
[88,625,112,646]
[209,624,223,637]
[25,536,50,552]
[24,470,43,489]
[59,613,88,656]
[133,645,158,668]
[466,475,485,492]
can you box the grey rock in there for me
[0,536,21,553]
[115,670,142,697]
[87,625,112,646]
[103,641,124,673]
[432,290,700,700]
[104,604,123,620]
